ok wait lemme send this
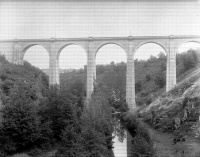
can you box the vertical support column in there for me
[166,36,176,91]
[126,38,136,110]
[13,42,22,65]
[93,58,96,80]
[86,37,95,101]
[126,38,135,157]
[49,44,59,85]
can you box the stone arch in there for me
[176,40,200,53]
[94,42,128,58]
[133,41,168,58]
[133,42,167,96]
[175,40,200,78]
[57,44,87,72]
[20,44,50,62]
[56,43,87,60]
[95,43,127,99]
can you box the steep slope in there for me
[139,66,200,157]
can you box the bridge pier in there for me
[86,39,96,102]
[3,35,199,104]
[49,48,59,85]
[126,38,136,110]
[87,58,95,101]
[166,37,176,91]
[126,58,136,109]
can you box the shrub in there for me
[39,85,78,141]
[135,81,142,93]
[154,73,166,88]
[146,97,152,105]
[120,113,155,157]
[57,92,114,157]
[178,49,199,73]
[146,74,151,81]
[160,61,166,71]
[0,54,8,64]
[0,80,51,155]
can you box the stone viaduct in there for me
[0,35,200,109]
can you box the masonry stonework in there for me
[1,36,200,109]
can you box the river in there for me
[113,135,127,157]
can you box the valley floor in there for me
[141,121,200,157]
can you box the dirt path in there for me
[140,121,200,157]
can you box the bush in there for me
[120,113,155,157]
[0,54,8,64]
[154,73,166,88]
[135,81,142,93]
[177,49,199,74]
[39,85,79,141]
[160,61,166,71]
[146,74,151,81]
[0,80,51,155]
[57,92,114,157]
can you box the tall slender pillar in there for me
[126,39,136,157]
[87,59,95,100]
[13,43,22,65]
[86,38,95,101]
[166,36,176,91]
[93,58,96,80]
[126,41,136,110]
[49,46,59,85]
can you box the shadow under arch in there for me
[21,44,50,62]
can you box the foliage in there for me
[39,85,79,141]
[0,55,9,64]
[147,55,157,63]
[56,90,115,157]
[0,80,51,155]
[176,49,200,75]
[182,49,199,71]
[157,51,166,59]
[120,112,155,157]
[0,57,120,156]
[135,81,142,93]
[144,96,200,135]
[146,74,151,81]
[160,61,166,71]
[154,73,166,88]
[108,91,128,142]
[0,47,199,156]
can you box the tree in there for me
[135,81,142,93]
[154,73,166,88]
[110,61,115,66]
[146,74,151,82]
[57,90,115,157]
[147,55,157,62]
[40,85,79,141]
[160,61,166,71]
[0,80,51,154]
[182,49,199,71]
[157,51,166,59]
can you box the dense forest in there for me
[0,49,199,157]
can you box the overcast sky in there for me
[1,0,200,69]
[1,0,200,38]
